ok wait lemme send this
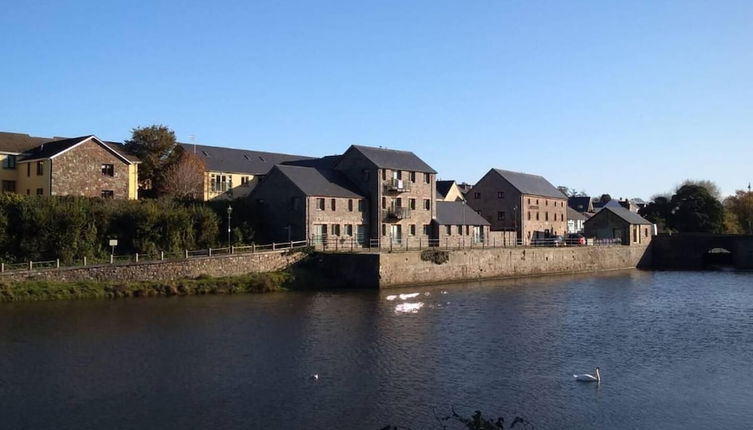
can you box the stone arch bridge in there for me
[650,233,753,270]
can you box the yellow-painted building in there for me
[0,132,140,199]
[178,143,311,201]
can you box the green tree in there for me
[125,125,181,197]
[679,179,722,201]
[639,195,672,232]
[724,190,753,234]
[668,184,723,233]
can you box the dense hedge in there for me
[0,194,219,263]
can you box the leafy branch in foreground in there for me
[381,407,533,430]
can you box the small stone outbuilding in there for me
[584,206,654,246]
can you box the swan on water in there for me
[574,367,601,382]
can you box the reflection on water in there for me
[2,270,753,429]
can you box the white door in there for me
[390,224,402,244]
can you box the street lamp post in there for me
[227,204,233,246]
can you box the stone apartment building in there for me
[179,143,311,201]
[584,206,653,246]
[249,164,368,244]
[433,201,490,247]
[467,168,567,244]
[0,132,139,199]
[333,145,437,244]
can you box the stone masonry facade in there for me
[52,139,130,198]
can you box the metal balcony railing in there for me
[386,206,411,220]
[384,178,411,192]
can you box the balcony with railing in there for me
[385,206,411,220]
[383,178,411,193]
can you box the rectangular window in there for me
[410,171,416,182]
[410,224,416,236]
[545,212,549,221]
[396,197,402,207]
[101,164,114,176]
[474,192,481,199]
[536,212,540,221]
[101,190,113,199]
[457,225,462,235]
[382,169,387,180]
[382,224,387,236]
[36,188,43,195]
[528,212,531,220]
[2,155,16,169]
[346,224,353,236]
[331,199,336,210]
[446,225,451,235]
[546,200,549,206]
[348,199,354,212]
[382,197,387,209]
[424,173,430,184]
[36,161,44,176]
[317,198,325,210]
[1,180,16,193]
[409,198,416,210]
[424,199,431,210]
[527,198,531,204]
[497,192,504,199]
[395,170,402,180]
[497,211,505,221]
[332,224,341,236]
[358,200,365,212]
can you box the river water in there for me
[2,270,753,429]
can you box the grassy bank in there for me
[0,272,290,303]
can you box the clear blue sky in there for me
[2,0,751,199]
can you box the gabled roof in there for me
[567,206,587,221]
[586,206,652,225]
[282,155,342,169]
[178,143,312,175]
[435,201,490,226]
[343,145,436,173]
[0,132,54,153]
[490,169,566,199]
[568,196,593,212]
[20,136,134,164]
[275,165,364,198]
[105,142,141,163]
[436,180,455,198]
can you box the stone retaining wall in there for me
[0,251,305,283]
[323,245,652,288]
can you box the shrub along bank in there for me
[0,271,289,302]
[0,194,219,264]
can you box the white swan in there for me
[574,367,601,382]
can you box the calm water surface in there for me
[2,271,753,429]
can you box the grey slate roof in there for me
[492,169,566,199]
[282,155,342,169]
[587,206,652,225]
[275,165,364,198]
[0,132,54,153]
[0,132,139,163]
[436,180,455,198]
[435,201,490,226]
[346,145,436,173]
[179,143,311,175]
[20,136,93,161]
[567,206,586,221]
[568,196,592,212]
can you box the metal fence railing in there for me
[0,240,309,274]
[311,235,625,252]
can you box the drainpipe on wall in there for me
[49,159,53,195]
